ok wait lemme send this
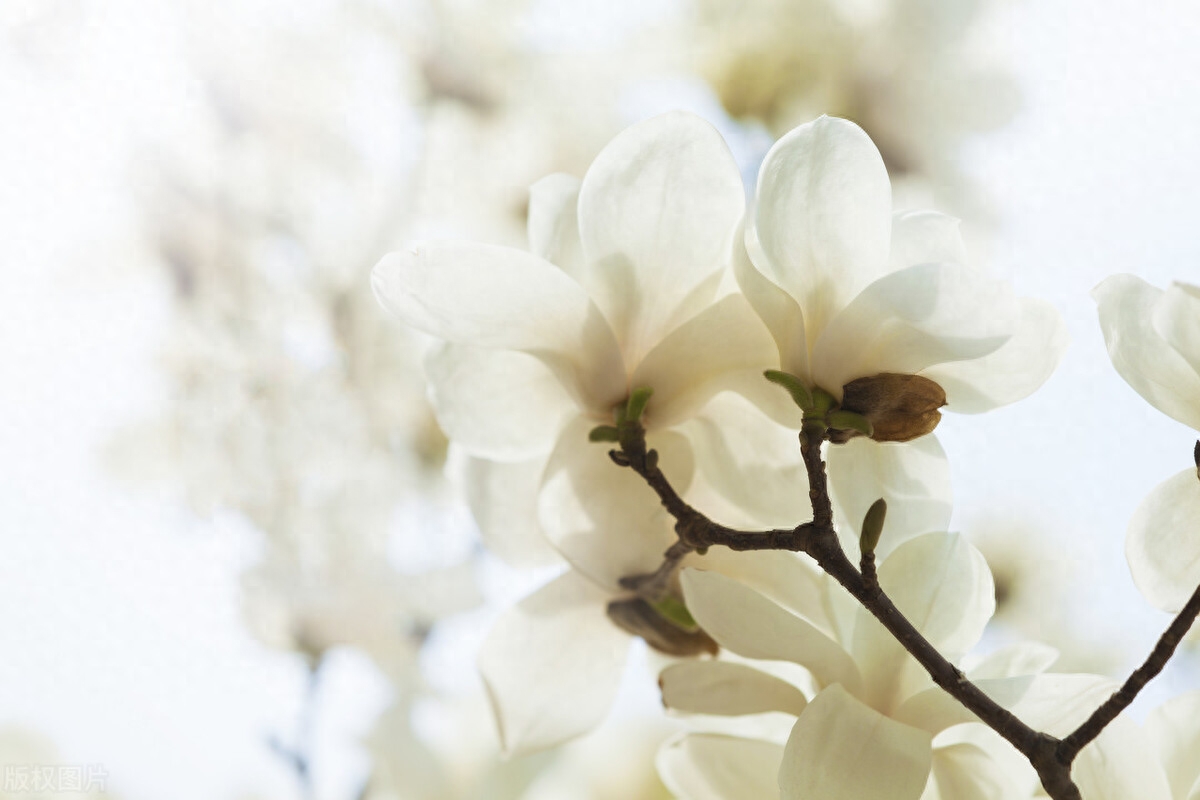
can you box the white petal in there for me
[922,741,1030,800]
[811,263,1019,396]
[889,211,968,272]
[527,173,584,275]
[696,548,833,635]
[1154,281,1200,379]
[657,734,783,800]
[539,416,694,590]
[1126,468,1200,612]
[425,343,575,460]
[826,435,953,562]
[1072,716,1173,800]
[1093,274,1200,432]
[752,116,893,340]
[631,294,778,429]
[682,391,809,529]
[478,570,631,756]
[660,661,809,717]
[461,455,562,568]
[967,642,1060,680]
[1146,690,1200,800]
[681,568,862,695]
[372,242,625,412]
[577,111,745,365]
[780,685,933,800]
[1003,673,1116,735]
[893,676,1043,735]
[851,533,993,713]
[923,297,1068,414]
[735,228,810,382]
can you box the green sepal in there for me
[588,425,621,443]
[651,595,700,632]
[828,410,874,437]
[625,386,654,423]
[764,370,814,410]
[859,498,888,557]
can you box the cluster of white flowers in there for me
[375,111,1200,798]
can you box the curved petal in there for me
[922,741,1031,800]
[527,173,584,276]
[696,549,833,635]
[1093,274,1200,432]
[735,228,810,382]
[922,297,1067,414]
[1072,717,1173,800]
[682,391,809,529]
[851,533,993,713]
[577,111,745,366]
[811,263,1019,397]
[826,435,953,562]
[681,568,862,696]
[461,455,562,568]
[660,660,809,717]
[1154,281,1200,379]
[889,211,968,272]
[538,416,694,590]
[372,242,625,413]
[780,685,933,800]
[893,676,1037,735]
[657,734,783,800]
[967,641,1059,681]
[1126,468,1200,612]
[632,294,778,429]
[425,343,576,460]
[478,570,631,756]
[1146,690,1200,800]
[751,116,893,340]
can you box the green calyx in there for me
[591,387,655,445]
[763,371,874,438]
[651,594,700,632]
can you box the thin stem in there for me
[1058,580,1200,761]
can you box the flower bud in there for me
[606,597,718,657]
[837,373,947,443]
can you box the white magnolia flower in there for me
[735,115,1065,448]
[1094,276,1200,612]
[659,532,1150,799]
[1145,690,1200,799]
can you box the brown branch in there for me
[611,420,1083,799]
[1058,580,1200,762]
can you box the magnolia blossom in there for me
[1094,276,1200,612]
[659,533,1167,799]
[1145,690,1200,799]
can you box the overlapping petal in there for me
[888,211,968,272]
[660,660,809,717]
[826,435,953,560]
[577,111,745,367]
[1094,274,1200,432]
[922,741,1031,800]
[425,343,575,460]
[1146,690,1200,800]
[780,685,933,800]
[1154,282,1200,380]
[851,533,993,713]
[681,567,862,695]
[372,241,625,412]
[527,172,584,276]
[631,294,778,429]
[538,416,694,590]
[461,455,561,568]
[657,734,784,800]
[478,570,631,756]
[810,262,1018,397]
[922,297,1068,414]
[1126,468,1200,612]
[751,116,892,340]
[1071,717,1173,800]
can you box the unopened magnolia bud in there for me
[838,373,947,443]
[606,597,718,657]
[859,498,887,556]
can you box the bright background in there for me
[2,1,1200,798]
